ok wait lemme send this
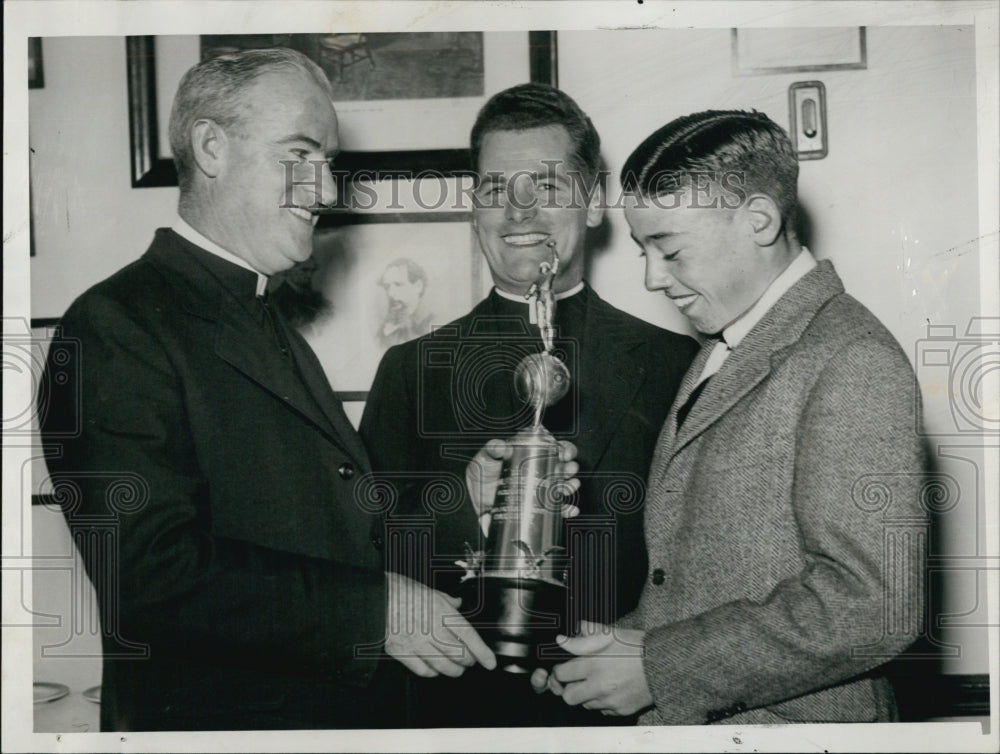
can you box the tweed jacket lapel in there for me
[575,289,652,470]
[657,260,845,465]
[647,337,713,478]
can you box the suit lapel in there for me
[648,338,714,477]
[670,343,772,453]
[210,300,320,436]
[662,261,845,462]
[283,322,371,468]
[146,230,369,468]
[574,290,648,470]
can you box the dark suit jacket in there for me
[359,285,697,726]
[40,229,387,730]
[631,260,927,725]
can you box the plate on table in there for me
[82,685,101,704]
[33,682,69,705]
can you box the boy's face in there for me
[626,188,776,335]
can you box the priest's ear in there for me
[745,193,784,247]
[585,179,605,229]
[190,118,229,179]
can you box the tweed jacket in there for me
[630,260,927,725]
[40,229,387,730]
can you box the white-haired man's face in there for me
[208,70,339,275]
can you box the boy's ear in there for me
[745,194,783,247]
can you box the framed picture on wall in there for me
[126,31,557,187]
[28,37,44,88]
[731,27,867,75]
[296,220,490,398]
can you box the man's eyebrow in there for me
[631,230,683,243]
[278,134,337,158]
[478,171,570,182]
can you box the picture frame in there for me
[125,31,557,191]
[28,37,44,88]
[299,221,490,398]
[732,27,867,75]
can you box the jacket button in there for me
[651,568,665,585]
[338,463,355,480]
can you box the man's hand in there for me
[385,571,496,678]
[466,438,581,517]
[529,620,653,716]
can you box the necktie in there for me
[675,376,711,429]
[676,335,728,429]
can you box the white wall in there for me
[29,37,177,320]
[28,27,990,677]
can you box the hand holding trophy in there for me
[459,241,579,673]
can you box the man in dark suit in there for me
[533,110,927,724]
[39,48,501,731]
[359,83,698,727]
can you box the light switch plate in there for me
[789,81,828,160]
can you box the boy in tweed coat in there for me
[532,110,927,724]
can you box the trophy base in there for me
[461,576,573,674]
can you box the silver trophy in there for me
[459,241,574,673]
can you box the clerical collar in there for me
[493,281,585,305]
[173,217,269,297]
[720,248,816,350]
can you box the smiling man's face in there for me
[472,125,602,295]
[210,70,339,275]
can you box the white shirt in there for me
[495,281,585,325]
[697,248,817,383]
[173,217,269,297]
[493,281,585,304]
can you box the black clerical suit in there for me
[40,229,388,730]
[360,285,697,727]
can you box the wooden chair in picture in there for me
[319,34,375,82]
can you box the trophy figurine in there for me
[459,241,575,673]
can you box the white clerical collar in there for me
[173,217,269,296]
[494,281,585,304]
[720,248,816,350]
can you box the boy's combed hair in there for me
[621,110,799,231]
